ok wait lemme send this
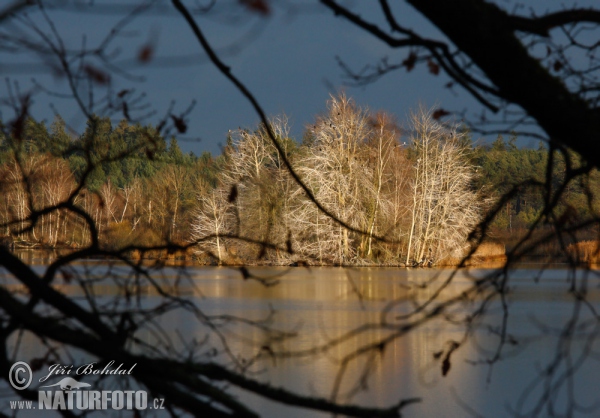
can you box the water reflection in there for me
[176,266,600,417]
[3,265,599,417]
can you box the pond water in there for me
[3,264,600,417]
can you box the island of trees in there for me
[1,94,598,266]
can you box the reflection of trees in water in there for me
[158,267,600,416]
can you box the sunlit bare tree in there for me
[192,187,235,264]
[290,93,372,263]
[405,108,485,265]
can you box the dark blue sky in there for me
[2,0,577,154]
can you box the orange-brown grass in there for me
[566,240,600,264]
[439,242,507,267]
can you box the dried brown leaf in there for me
[83,64,110,85]
[61,270,73,284]
[427,58,440,75]
[170,115,187,133]
[403,52,417,72]
[138,44,154,63]
[432,108,450,120]
[240,0,270,15]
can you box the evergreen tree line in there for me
[473,135,600,235]
[0,95,598,264]
[0,115,219,252]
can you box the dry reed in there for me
[439,242,507,266]
[566,240,600,264]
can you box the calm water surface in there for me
[3,264,600,417]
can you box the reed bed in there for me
[439,242,507,266]
[566,240,600,264]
